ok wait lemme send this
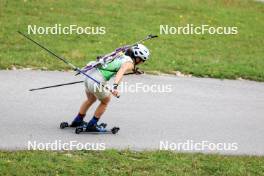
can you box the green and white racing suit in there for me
[84,53,133,100]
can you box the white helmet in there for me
[131,44,150,61]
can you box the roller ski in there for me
[75,123,120,134]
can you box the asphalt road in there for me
[0,70,264,155]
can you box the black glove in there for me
[133,67,144,75]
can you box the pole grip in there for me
[149,34,158,38]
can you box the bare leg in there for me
[94,95,111,118]
[79,91,97,115]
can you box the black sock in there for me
[87,116,99,126]
[74,113,85,122]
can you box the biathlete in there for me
[70,44,150,132]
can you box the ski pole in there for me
[29,80,84,91]
[134,34,158,45]
[18,31,120,98]
[29,69,141,91]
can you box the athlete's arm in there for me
[114,62,134,85]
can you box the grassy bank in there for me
[0,0,263,81]
[0,150,264,175]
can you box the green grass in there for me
[0,150,264,175]
[0,0,264,81]
[0,150,264,176]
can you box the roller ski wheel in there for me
[60,122,69,129]
[75,127,84,134]
[111,127,120,134]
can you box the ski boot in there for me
[60,117,88,129]
[75,123,106,134]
